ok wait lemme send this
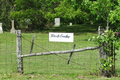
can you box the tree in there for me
[46,0,89,24]
[70,0,120,30]
[89,0,118,30]
[11,0,62,30]
[109,0,120,30]
[0,0,14,31]
[11,0,43,30]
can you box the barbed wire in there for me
[21,35,99,71]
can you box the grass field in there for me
[0,24,120,80]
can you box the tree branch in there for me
[21,46,100,58]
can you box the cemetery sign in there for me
[49,32,74,42]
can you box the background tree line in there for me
[0,0,120,31]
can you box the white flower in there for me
[92,36,95,39]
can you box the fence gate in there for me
[16,30,100,76]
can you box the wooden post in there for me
[30,34,35,54]
[16,30,23,73]
[67,44,76,64]
[98,26,110,76]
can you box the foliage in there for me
[70,0,83,10]
[51,0,89,24]
[11,0,63,30]
[2,0,120,30]
[89,0,120,29]
[45,0,90,24]
[89,30,120,49]
[0,0,14,31]
[100,57,114,71]
[11,0,45,30]
[89,30,120,71]
[109,0,120,25]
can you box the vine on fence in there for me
[89,29,120,76]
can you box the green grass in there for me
[0,24,120,80]
[41,24,98,33]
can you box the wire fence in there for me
[21,32,100,76]
[0,33,17,74]
[0,31,100,77]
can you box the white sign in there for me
[54,18,60,26]
[49,32,74,42]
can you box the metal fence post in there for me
[16,30,23,73]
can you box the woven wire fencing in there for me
[1,31,120,78]
[0,33,17,74]
[0,31,100,77]
[21,32,100,76]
